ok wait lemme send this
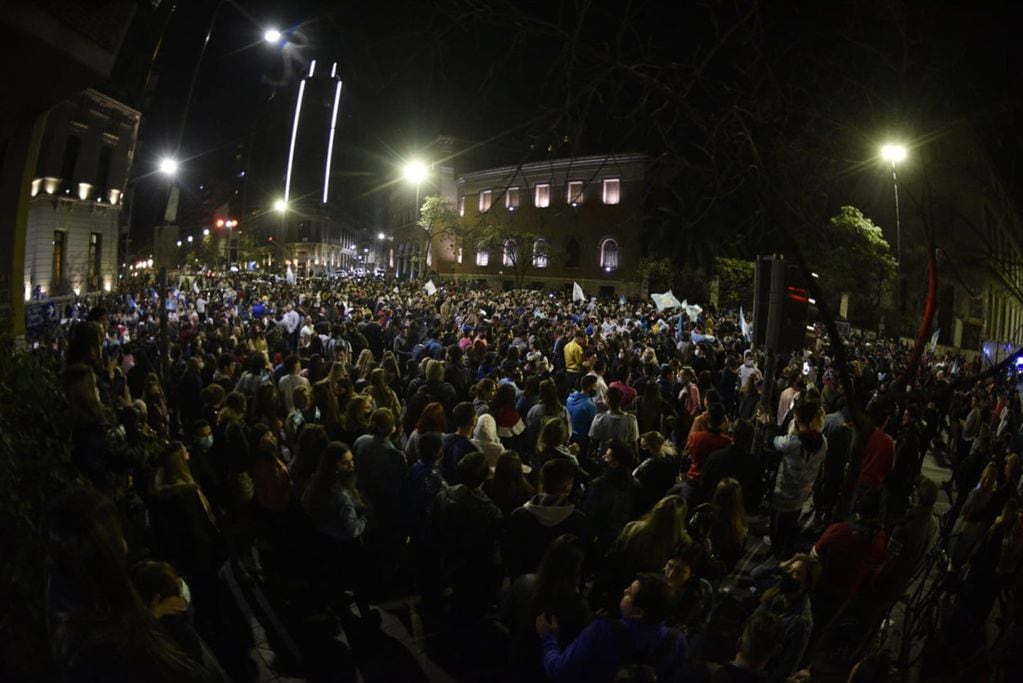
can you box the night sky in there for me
[126,0,1023,252]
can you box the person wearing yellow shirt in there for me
[564,330,588,391]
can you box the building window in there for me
[476,247,489,267]
[60,134,81,193]
[505,186,520,210]
[97,146,113,196]
[479,189,492,213]
[600,237,619,271]
[503,240,516,267]
[88,233,102,287]
[533,239,549,268]
[52,230,66,288]
[565,238,581,268]
[389,248,394,268]
[602,178,621,205]
[534,183,550,208]
[458,195,465,217]
[457,247,463,264]
[567,180,584,206]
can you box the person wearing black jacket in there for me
[441,402,481,483]
[583,440,640,558]
[507,459,592,578]
[698,419,759,510]
[428,452,504,622]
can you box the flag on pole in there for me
[950,357,959,376]
[424,279,437,296]
[285,265,296,285]
[192,278,200,294]
[739,306,751,341]
[929,328,940,353]
[572,282,585,302]
[652,290,683,311]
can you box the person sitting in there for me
[536,572,687,683]
[711,611,784,683]
[507,458,591,579]
[753,553,821,683]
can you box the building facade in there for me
[388,153,647,296]
[24,88,140,298]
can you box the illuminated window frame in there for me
[534,183,550,208]
[602,177,621,205]
[567,180,584,206]
[479,189,492,213]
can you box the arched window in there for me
[476,245,489,267]
[600,238,619,271]
[533,239,549,268]
[503,239,516,267]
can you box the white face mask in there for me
[199,435,214,450]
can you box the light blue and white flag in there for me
[739,306,751,341]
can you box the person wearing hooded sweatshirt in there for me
[472,413,507,468]
[566,374,599,452]
[764,400,827,560]
[507,459,592,578]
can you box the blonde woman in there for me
[363,368,402,425]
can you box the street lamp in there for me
[264,27,282,43]
[403,160,429,280]
[158,157,179,176]
[273,199,287,213]
[881,144,906,266]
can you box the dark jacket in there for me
[429,484,504,575]
[402,461,447,545]
[441,432,480,483]
[352,434,407,533]
[634,454,680,514]
[582,470,639,556]
[506,494,591,578]
[147,485,224,578]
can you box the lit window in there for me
[505,187,520,210]
[567,180,583,206]
[533,239,549,268]
[534,183,550,208]
[458,196,465,217]
[602,178,621,205]
[477,247,489,266]
[600,238,619,271]
[479,189,492,213]
[503,240,516,266]
[457,247,463,264]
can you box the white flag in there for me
[929,328,940,353]
[192,278,200,294]
[424,280,437,296]
[572,282,585,302]
[739,306,751,341]
[285,265,296,285]
[684,302,703,323]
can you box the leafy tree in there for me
[714,257,755,310]
[807,206,896,320]
[416,195,461,278]
[475,226,550,288]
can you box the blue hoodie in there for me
[566,390,597,438]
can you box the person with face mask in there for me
[187,419,222,514]
[753,553,821,683]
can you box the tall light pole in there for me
[273,199,287,268]
[881,144,906,266]
[403,160,428,280]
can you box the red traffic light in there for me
[215,218,225,228]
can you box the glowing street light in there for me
[264,28,282,43]
[403,160,428,184]
[880,143,907,267]
[881,144,906,163]
[158,157,179,176]
[273,198,288,213]
[203,228,210,237]
[378,232,386,240]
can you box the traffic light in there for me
[753,255,819,352]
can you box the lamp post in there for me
[881,144,906,266]
[273,199,287,269]
[403,160,428,280]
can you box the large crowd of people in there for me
[40,271,1023,681]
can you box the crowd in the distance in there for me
[43,271,1023,682]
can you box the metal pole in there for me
[891,160,901,268]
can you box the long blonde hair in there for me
[713,477,747,544]
[620,495,690,571]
